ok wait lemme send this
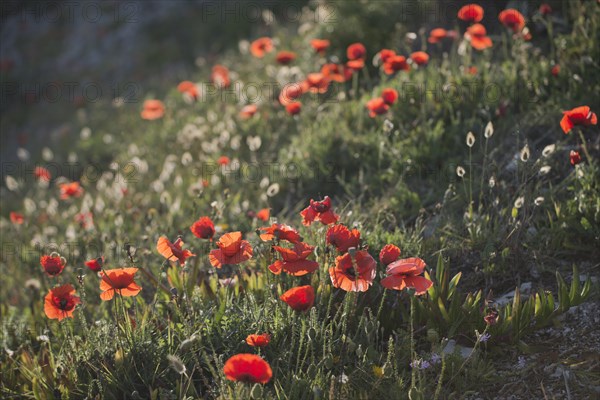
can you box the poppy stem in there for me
[409,294,416,389]
[433,352,446,400]
[376,289,387,321]
[577,130,592,163]
[139,265,171,296]
[479,137,489,208]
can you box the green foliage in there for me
[1,1,599,399]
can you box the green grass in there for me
[1,1,599,398]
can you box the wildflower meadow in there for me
[1,1,599,399]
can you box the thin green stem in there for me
[410,295,416,390]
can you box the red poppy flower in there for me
[457,4,484,23]
[380,257,432,295]
[321,63,352,83]
[100,267,141,300]
[209,232,253,268]
[10,211,24,225]
[177,81,199,100]
[239,104,258,119]
[217,156,230,166]
[347,42,366,61]
[223,354,272,384]
[467,66,478,75]
[280,285,315,311]
[269,242,318,276]
[286,101,302,116]
[539,4,552,16]
[190,216,215,240]
[59,181,83,200]
[379,244,401,266]
[329,251,376,292]
[570,150,582,166]
[256,208,270,221]
[40,255,65,276]
[326,224,360,253]
[410,51,429,66]
[34,166,51,182]
[383,55,410,75]
[311,39,330,54]
[300,196,339,226]
[465,23,493,50]
[428,28,448,44]
[85,256,104,272]
[381,88,398,105]
[44,284,80,320]
[379,49,396,63]
[279,83,305,106]
[276,51,296,65]
[141,99,165,120]
[157,237,196,266]
[366,97,389,117]
[211,65,231,88]
[551,64,560,77]
[499,9,526,33]
[560,106,597,134]
[246,333,271,347]
[303,73,330,94]
[259,223,301,243]
[250,37,274,58]
[346,59,365,71]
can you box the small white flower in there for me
[266,183,280,197]
[520,144,530,162]
[259,177,270,189]
[456,166,466,178]
[17,148,30,161]
[167,355,187,375]
[534,197,544,206]
[488,176,496,188]
[514,196,525,209]
[262,9,275,25]
[539,165,551,175]
[42,147,54,161]
[5,175,19,191]
[80,127,92,140]
[484,121,494,138]
[238,40,249,55]
[181,152,193,166]
[247,136,262,152]
[466,132,475,147]
[37,335,50,343]
[24,198,36,213]
[542,144,556,157]
[383,119,394,133]
[337,373,349,384]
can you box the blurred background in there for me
[1,0,535,168]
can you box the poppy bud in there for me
[484,310,499,326]
[570,150,581,166]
